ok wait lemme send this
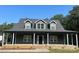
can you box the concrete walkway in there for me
[0,49,49,53]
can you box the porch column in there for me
[37,35,39,44]
[64,34,66,45]
[76,33,78,47]
[15,36,16,44]
[33,33,35,44]
[71,34,73,45]
[12,33,14,45]
[2,33,5,46]
[47,33,49,45]
[42,35,44,44]
[6,33,8,45]
[67,34,69,45]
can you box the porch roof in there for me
[4,29,78,33]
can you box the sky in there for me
[0,5,74,24]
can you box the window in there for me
[49,36,57,44]
[23,35,32,43]
[52,27,55,30]
[26,26,30,29]
[38,24,40,29]
[50,23,56,30]
[25,22,31,29]
[41,24,44,29]
[37,24,44,29]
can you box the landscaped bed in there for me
[49,48,79,53]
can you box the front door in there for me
[39,35,42,44]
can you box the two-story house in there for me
[2,19,79,47]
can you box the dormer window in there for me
[41,24,44,29]
[35,20,47,29]
[25,22,31,29]
[37,23,44,29]
[38,24,40,29]
[50,20,56,30]
[24,20,32,29]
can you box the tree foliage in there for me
[50,14,64,22]
[50,6,79,31]
[0,23,13,31]
[63,6,79,31]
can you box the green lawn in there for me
[49,48,79,53]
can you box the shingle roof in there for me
[4,19,77,33]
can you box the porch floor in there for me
[1,44,77,49]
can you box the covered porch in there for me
[2,30,79,48]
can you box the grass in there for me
[49,48,79,53]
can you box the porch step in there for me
[1,44,49,49]
[33,45,49,49]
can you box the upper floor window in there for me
[38,24,40,29]
[37,23,44,29]
[25,22,31,29]
[41,24,44,29]
[50,21,56,30]
[35,20,47,29]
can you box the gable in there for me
[24,20,32,23]
[35,20,47,24]
[50,20,57,24]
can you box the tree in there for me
[64,6,79,31]
[50,14,64,22]
[0,23,13,31]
